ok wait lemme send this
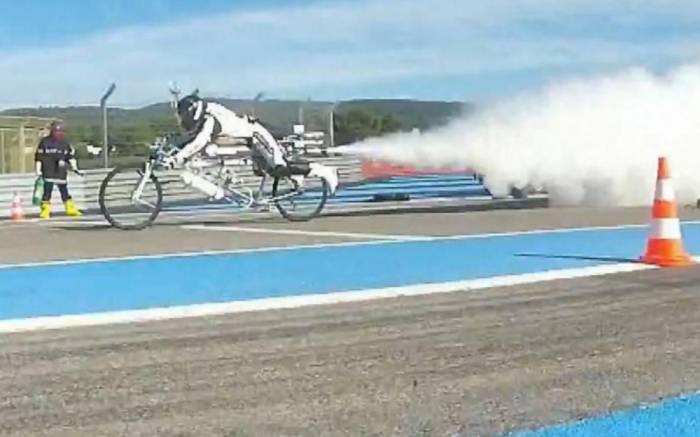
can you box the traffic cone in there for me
[10,192,24,222]
[640,157,693,267]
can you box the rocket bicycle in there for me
[98,143,330,230]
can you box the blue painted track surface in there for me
[2,223,700,321]
[510,392,700,437]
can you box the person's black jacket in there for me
[35,136,75,183]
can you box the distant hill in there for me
[1,99,471,151]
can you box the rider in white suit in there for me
[166,94,338,198]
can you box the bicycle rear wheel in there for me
[272,176,328,221]
[99,166,163,230]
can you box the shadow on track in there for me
[324,197,549,219]
[516,253,642,264]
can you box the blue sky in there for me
[0,0,308,49]
[1,0,699,107]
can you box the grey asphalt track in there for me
[2,206,700,436]
[2,205,699,264]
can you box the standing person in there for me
[35,121,84,219]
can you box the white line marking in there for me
[0,262,657,334]
[51,220,107,226]
[0,217,106,229]
[0,218,41,228]
[2,220,700,270]
[181,224,428,241]
[424,220,700,241]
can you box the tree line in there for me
[67,108,404,159]
[3,99,466,159]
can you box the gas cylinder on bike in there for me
[181,171,225,200]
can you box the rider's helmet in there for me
[176,93,206,132]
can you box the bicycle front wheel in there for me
[272,176,328,221]
[99,166,163,230]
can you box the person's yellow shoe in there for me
[64,199,82,217]
[39,201,51,219]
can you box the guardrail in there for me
[0,155,551,220]
[0,155,365,218]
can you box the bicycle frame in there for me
[130,150,306,212]
[220,169,307,208]
[131,161,154,205]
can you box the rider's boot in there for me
[308,163,339,195]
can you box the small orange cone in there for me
[10,192,24,222]
[640,157,693,267]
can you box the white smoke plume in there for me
[338,64,700,206]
